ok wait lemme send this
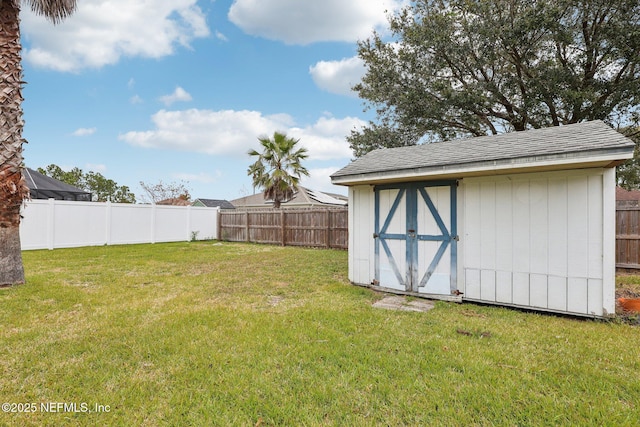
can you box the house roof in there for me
[331,121,635,185]
[24,167,92,201]
[192,198,235,209]
[157,197,191,206]
[616,186,640,201]
[230,186,347,209]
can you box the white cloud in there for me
[290,116,365,160]
[119,109,293,156]
[309,57,366,97]
[119,109,363,161]
[21,0,210,72]
[72,127,96,136]
[159,87,193,106]
[215,30,228,42]
[301,167,347,195]
[228,0,405,45]
[130,95,143,104]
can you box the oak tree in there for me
[350,0,640,155]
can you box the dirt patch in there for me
[615,281,640,324]
[372,295,435,312]
[616,288,640,299]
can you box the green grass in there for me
[1,241,639,426]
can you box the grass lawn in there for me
[1,242,639,426]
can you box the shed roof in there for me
[331,121,635,185]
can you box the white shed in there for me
[331,121,635,317]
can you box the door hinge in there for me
[453,235,459,241]
[373,233,379,239]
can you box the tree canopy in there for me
[139,180,191,204]
[247,132,309,209]
[616,124,640,189]
[38,164,136,203]
[349,0,640,156]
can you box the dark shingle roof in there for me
[24,168,92,201]
[331,121,635,182]
[229,186,346,209]
[193,199,235,209]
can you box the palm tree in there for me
[247,132,310,209]
[0,0,77,286]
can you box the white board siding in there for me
[460,169,613,317]
[602,168,616,314]
[349,186,375,285]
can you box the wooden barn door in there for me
[374,181,458,296]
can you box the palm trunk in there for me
[0,1,27,286]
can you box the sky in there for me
[19,0,407,202]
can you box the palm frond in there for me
[247,131,309,208]
[23,0,77,24]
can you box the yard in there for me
[1,242,639,426]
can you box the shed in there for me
[331,121,635,317]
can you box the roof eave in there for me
[331,148,634,186]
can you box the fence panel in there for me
[53,201,108,248]
[20,199,219,250]
[219,208,348,249]
[109,204,154,245]
[218,211,248,242]
[616,206,640,269]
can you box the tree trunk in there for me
[0,225,24,286]
[0,1,27,286]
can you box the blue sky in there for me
[20,0,406,202]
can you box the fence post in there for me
[245,211,249,243]
[105,201,112,246]
[47,198,55,250]
[216,209,221,241]
[186,205,191,241]
[326,209,331,248]
[151,203,157,244]
[281,210,285,246]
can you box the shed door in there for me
[374,181,458,295]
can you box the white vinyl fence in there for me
[20,199,219,250]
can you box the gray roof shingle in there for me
[331,121,635,182]
[193,199,235,209]
[24,167,92,201]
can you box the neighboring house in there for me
[230,186,347,209]
[23,167,91,201]
[616,186,640,207]
[192,198,235,209]
[157,197,191,206]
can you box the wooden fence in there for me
[616,206,640,269]
[218,208,348,249]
